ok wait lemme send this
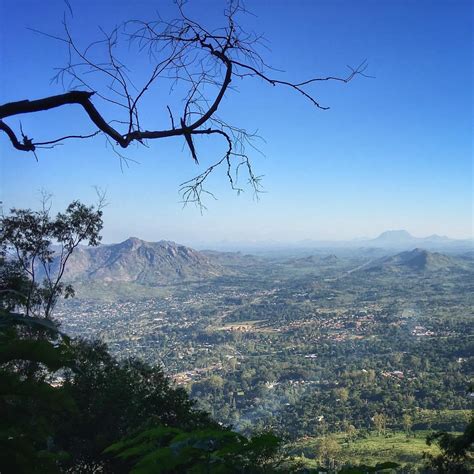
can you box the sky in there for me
[0,0,472,245]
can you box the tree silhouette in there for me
[0,1,369,206]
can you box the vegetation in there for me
[57,245,473,441]
[291,431,439,470]
[3,201,471,471]
[1,315,289,472]
[424,416,474,473]
[0,196,104,318]
[0,2,472,471]
[0,313,75,472]
[0,202,287,473]
[105,427,284,473]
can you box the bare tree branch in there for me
[1,0,369,206]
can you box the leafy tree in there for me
[346,424,358,443]
[373,413,387,436]
[424,415,474,473]
[315,434,342,470]
[57,339,213,468]
[335,387,349,403]
[0,312,74,473]
[0,258,30,311]
[105,425,284,473]
[0,197,103,318]
[402,414,413,435]
[0,199,103,472]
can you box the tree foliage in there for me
[105,426,284,473]
[0,200,286,473]
[0,315,74,473]
[0,197,103,318]
[57,338,214,468]
[424,415,474,473]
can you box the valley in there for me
[56,232,473,468]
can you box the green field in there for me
[290,430,443,470]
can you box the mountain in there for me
[200,250,264,270]
[57,237,228,285]
[190,231,472,253]
[361,248,462,273]
[372,230,416,244]
[364,230,472,251]
[425,234,451,242]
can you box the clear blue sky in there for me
[1,0,472,244]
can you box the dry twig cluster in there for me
[0,1,369,206]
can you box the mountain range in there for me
[191,230,472,252]
[58,237,227,285]
[367,230,456,248]
[52,234,472,289]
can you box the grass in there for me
[291,430,443,469]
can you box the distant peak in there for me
[374,230,414,241]
[126,237,142,242]
[157,240,178,246]
[379,230,412,237]
[125,236,143,243]
[121,237,144,248]
[426,234,450,241]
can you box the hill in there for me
[362,248,462,273]
[56,237,228,285]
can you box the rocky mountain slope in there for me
[57,237,228,285]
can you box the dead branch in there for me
[1,0,368,207]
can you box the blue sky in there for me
[1,0,472,244]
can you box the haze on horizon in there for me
[94,229,473,250]
[1,0,472,244]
